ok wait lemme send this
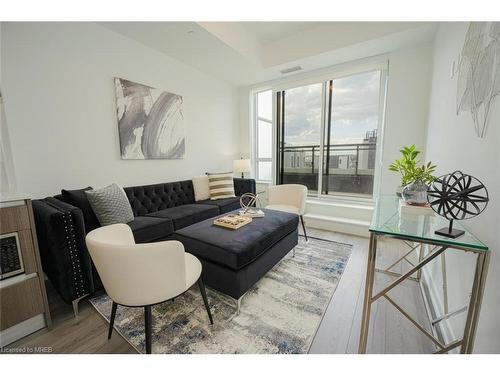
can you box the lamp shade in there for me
[233,159,251,174]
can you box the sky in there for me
[282,70,381,146]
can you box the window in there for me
[254,90,273,181]
[275,67,386,198]
[321,70,382,196]
[277,83,323,193]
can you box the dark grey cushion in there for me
[61,187,100,233]
[127,216,174,243]
[146,204,219,230]
[195,197,241,214]
[85,184,134,226]
[172,208,299,270]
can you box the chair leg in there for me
[144,305,152,354]
[300,215,308,242]
[197,278,214,324]
[108,302,117,339]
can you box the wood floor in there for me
[5,228,435,354]
[308,228,434,353]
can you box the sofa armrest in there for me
[32,198,95,304]
[233,178,256,196]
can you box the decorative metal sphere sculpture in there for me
[240,192,261,212]
[427,171,489,238]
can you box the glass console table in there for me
[358,195,489,354]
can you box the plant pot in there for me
[402,179,429,206]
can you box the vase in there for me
[402,179,429,206]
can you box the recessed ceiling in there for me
[237,22,323,44]
[99,22,438,86]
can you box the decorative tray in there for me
[213,214,252,230]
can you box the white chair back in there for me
[268,184,307,215]
[85,224,186,306]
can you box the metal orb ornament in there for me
[240,192,261,211]
[427,171,489,238]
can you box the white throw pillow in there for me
[192,175,210,201]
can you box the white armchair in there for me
[85,224,213,354]
[266,184,308,241]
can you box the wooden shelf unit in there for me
[0,197,52,347]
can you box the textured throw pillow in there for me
[85,183,134,226]
[207,172,235,200]
[192,175,210,201]
[61,187,100,232]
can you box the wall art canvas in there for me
[457,22,500,138]
[114,78,185,159]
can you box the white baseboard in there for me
[304,213,370,237]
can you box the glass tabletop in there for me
[370,195,488,251]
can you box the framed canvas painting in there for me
[114,78,185,159]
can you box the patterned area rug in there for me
[89,236,352,354]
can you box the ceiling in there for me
[238,22,323,44]
[99,22,438,86]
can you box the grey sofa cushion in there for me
[195,197,241,214]
[127,216,174,243]
[146,203,218,230]
[85,184,134,226]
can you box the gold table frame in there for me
[358,231,490,354]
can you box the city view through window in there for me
[256,69,384,197]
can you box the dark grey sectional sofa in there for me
[32,178,255,313]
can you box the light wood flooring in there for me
[5,228,435,354]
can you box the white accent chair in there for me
[85,224,213,354]
[266,184,308,242]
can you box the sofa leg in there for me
[300,215,308,242]
[72,294,89,318]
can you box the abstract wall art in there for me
[114,78,185,159]
[457,22,500,138]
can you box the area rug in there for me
[89,236,352,354]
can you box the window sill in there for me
[307,194,374,207]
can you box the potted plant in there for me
[389,145,437,205]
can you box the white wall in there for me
[239,41,434,196]
[1,22,239,198]
[424,23,500,353]
[380,43,433,194]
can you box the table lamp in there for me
[233,158,251,178]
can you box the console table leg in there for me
[358,233,377,353]
[461,252,490,353]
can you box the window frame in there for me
[250,56,389,201]
[252,88,274,183]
